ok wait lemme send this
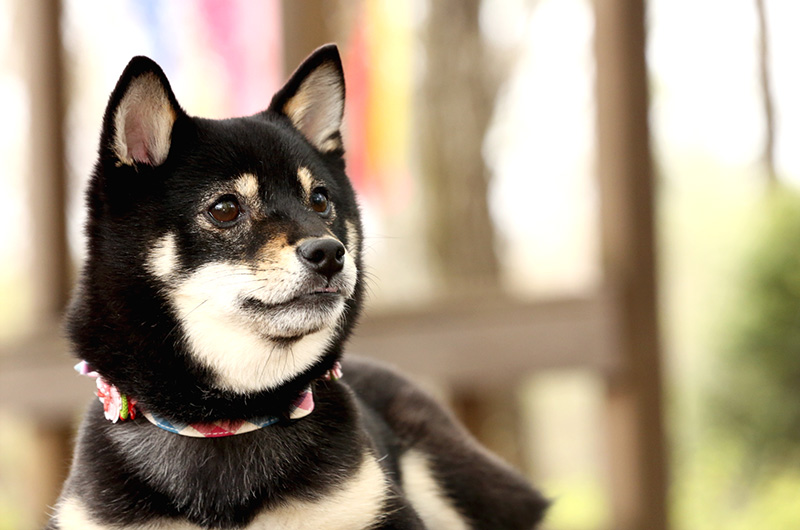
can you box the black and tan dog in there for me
[49,45,548,529]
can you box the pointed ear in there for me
[102,56,182,167]
[269,44,345,153]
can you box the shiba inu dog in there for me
[48,44,548,529]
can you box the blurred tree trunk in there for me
[755,0,777,186]
[417,0,528,472]
[418,0,501,293]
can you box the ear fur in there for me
[102,56,182,167]
[269,44,345,153]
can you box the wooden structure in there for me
[595,0,669,528]
[0,1,668,529]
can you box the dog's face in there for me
[71,46,363,401]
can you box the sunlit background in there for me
[2,0,800,529]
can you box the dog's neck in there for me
[75,360,343,436]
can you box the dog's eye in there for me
[208,196,241,225]
[310,187,330,215]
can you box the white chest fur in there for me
[55,454,388,530]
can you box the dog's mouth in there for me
[237,287,347,341]
[240,288,344,313]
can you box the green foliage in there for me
[713,188,800,471]
[674,437,800,530]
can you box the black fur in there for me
[50,45,548,529]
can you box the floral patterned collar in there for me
[74,361,343,438]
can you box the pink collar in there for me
[74,361,343,438]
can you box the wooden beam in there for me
[594,0,669,529]
[1,296,618,418]
[352,295,619,385]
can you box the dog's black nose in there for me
[297,238,345,280]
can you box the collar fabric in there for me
[74,360,343,438]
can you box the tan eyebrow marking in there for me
[233,173,260,203]
[297,166,315,198]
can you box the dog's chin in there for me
[240,292,347,340]
[176,294,347,393]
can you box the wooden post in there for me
[31,424,74,528]
[21,0,69,320]
[17,0,72,522]
[594,1,669,529]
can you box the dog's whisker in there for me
[162,298,209,344]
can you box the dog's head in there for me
[68,45,364,418]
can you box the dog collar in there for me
[74,361,343,438]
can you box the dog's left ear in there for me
[268,44,345,153]
[101,56,184,167]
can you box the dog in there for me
[48,44,548,529]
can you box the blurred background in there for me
[1,0,800,529]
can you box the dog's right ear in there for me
[100,56,184,168]
[268,44,345,154]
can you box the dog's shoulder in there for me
[343,356,550,530]
[342,356,486,448]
